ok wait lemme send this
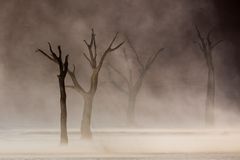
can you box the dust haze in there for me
[0,0,238,130]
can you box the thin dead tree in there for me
[107,37,164,125]
[67,29,124,138]
[36,43,69,144]
[195,25,222,126]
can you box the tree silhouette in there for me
[107,37,164,125]
[195,25,222,126]
[67,29,124,138]
[36,43,69,144]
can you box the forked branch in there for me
[97,32,125,71]
[67,65,87,95]
[126,36,144,69]
[83,29,97,68]
[36,42,68,77]
[144,48,164,72]
[82,29,124,72]
[195,25,223,52]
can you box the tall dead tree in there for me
[67,29,124,138]
[107,37,164,125]
[36,43,69,144]
[195,25,222,126]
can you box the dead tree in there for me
[107,37,164,125]
[36,43,69,144]
[195,25,222,126]
[67,29,124,138]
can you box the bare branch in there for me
[106,32,125,52]
[108,32,119,49]
[126,36,144,68]
[84,40,94,61]
[194,25,206,51]
[144,48,164,71]
[37,43,86,95]
[83,52,92,66]
[110,80,128,94]
[90,29,94,46]
[106,65,128,94]
[110,41,125,51]
[68,65,76,77]
[38,43,69,81]
[83,40,89,47]
[206,28,215,48]
[83,29,98,67]
[212,39,223,49]
[36,49,56,63]
[48,42,58,60]
[89,31,95,60]
[58,45,62,60]
[195,25,223,52]
[48,42,54,53]
[67,65,87,95]
[63,55,69,75]
[108,63,129,84]
[195,25,203,40]
[93,30,97,59]
[97,32,124,71]
[195,41,208,60]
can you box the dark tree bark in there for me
[195,25,222,126]
[59,76,68,144]
[36,43,69,144]
[67,29,124,139]
[107,37,164,126]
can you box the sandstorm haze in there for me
[0,0,238,129]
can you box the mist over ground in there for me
[0,0,239,129]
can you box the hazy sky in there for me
[0,0,239,129]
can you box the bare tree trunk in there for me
[205,66,215,126]
[67,29,124,139]
[81,95,93,138]
[37,43,69,144]
[58,76,68,144]
[107,46,164,126]
[127,93,137,126]
[126,76,144,126]
[194,25,222,127]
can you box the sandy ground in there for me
[0,128,240,156]
[0,154,240,160]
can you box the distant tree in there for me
[67,29,124,138]
[36,43,69,144]
[195,25,222,126]
[107,37,164,125]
